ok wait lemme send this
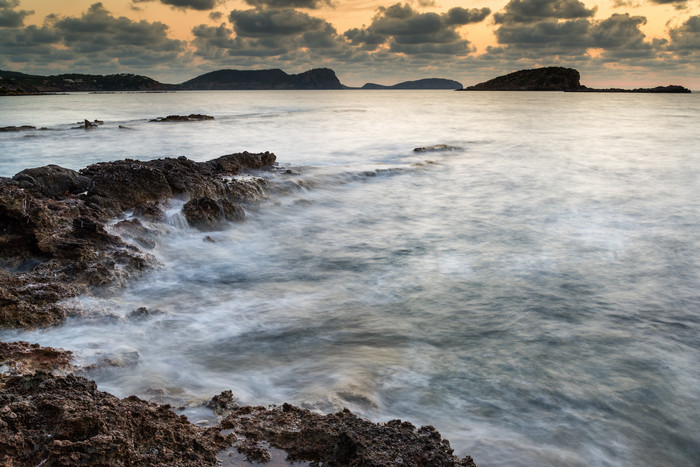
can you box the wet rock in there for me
[221,404,477,466]
[128,306,164,320]
[149,114,214,122]
[132,201,166,222]
[183,197,244,230]
[206,390,239,416]
[110,218,158,249]
[12,164,92,200]
[413,144,459,153]
[0,372,231,466]
[0,341,73,376]
[1,152,275,328]
[0,125,36,132]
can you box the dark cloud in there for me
[667,15,700,53]
[343,3,489,55]
[490,0,657,64]
[229,8,326,37]
[0,0,33,28]
[209,11,223,21]
[131,0,217,11]
[243,0,331,9]
[494,0,596,24]
[0,2,187,73]
[191,8,350,59]
[648,0,688,8]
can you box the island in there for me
[458,67,691,93]
[360,78,463,90]
[179,68,343,90]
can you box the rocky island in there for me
[0,151,477,466]
[360,78,463,90]
[459,67,691,93]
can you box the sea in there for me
[1,90,699,466]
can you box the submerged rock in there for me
[414,144,459,153]
[0,125,36,132]
[149,114,214,122]
[183,197,245,230]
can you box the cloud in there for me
[667,15,700,54]
[494,0,596,24]
[343,3,490,55]
[489,0,657,64]
[242,0,332,9]
[0,0,33,28]
[0,2,187,73]
[191,8,350,60]
[131,0,217,11]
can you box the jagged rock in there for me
[149,114,214,122]
[0,341,73,376]
[0,152,275,328]
[206,390,239,416]
[221,404,477,466]
[132,201,166,222]
[12,165,92,200]
[0,372,232,467]
[183,197,244,230]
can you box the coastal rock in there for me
[0,372,231,467]
[0,152,275,328]
[414,144,459,152]
[149,114,214,122]
[183,197,245,230]
[221,404,477,466]
[0,341,74,376]
[12,164,92,200]
[0,125,36,132]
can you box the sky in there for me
[1,0,698,87]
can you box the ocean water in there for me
[2,90,700,466]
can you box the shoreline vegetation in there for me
[0,146,477,466]
[1,67,691,95]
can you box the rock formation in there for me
[461,67,583,91]
[0,153,275,328]
[460,67,691,93]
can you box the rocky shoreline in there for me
[0,153,477,466]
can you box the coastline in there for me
[0,150,477,466]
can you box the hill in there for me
[180,68,343,90]
[361,78,463,90]
[459,67,691,93]
[0,71,171,94]
[460,67,582,91]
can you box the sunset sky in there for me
[1,0,698,87]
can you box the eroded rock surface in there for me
[220,403,477,466]
[0,372,232,467]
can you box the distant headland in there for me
[1,67,691,94]
[0,68,343,94]
[458,67,691,93]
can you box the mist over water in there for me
[2,91,700,466]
